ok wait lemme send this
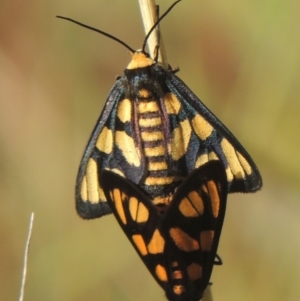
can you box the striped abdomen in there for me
[137,91,179,206]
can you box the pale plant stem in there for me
[137,1,214,301]
[138,0,168,69]
[19,212,35,301]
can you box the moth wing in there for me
[75,79,144,219]
[101,170,168,289]
[102,162,227,301]
[165,73,262,193]
[161,161,227,300]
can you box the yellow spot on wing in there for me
[192,115,213,140]
[171,119,192,160]
[207,180,220,218]
[187,263,202,281]
[132,234,148,256]
[136,200,149,223]
[155,264,168,282]
[129,196,138,221]
[96,126,113,154]
[115,130,140,166]
[200,230,214,251]
[179,197,199,217]
[208,152,218,160]
[110,169,125,177]
[195,153,209,168]
[117,98,132,123]
[113,188,127,225]
[188,191,204,215]
[147,229,165,254]
[169,228,199,252]
[237,151,252,175]
[86,158,100,203]
[225,166,234,181]
[221,138,245,179]
[164,92,181,114]
[80,176,88,201]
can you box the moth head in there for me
[126,51,155,70]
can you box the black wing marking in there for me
[75,77,136,219]
[75,77,150,219]
[165,70,262,193]
[75,79,124,218]
[102,161,227,301]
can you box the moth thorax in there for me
[137,88,153,99]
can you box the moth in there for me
[102,160,227,301]
[58,0,262,220]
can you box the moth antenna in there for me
[153,45,160,62]
[142,0,181,53]
[56,16,135,53]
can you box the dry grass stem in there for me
[19,212,35,301]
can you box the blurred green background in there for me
[1,0,299,300]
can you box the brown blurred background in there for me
[1,0,299,300]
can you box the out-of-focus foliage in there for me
[0,0,299,300]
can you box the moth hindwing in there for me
[101,161,227,301]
